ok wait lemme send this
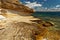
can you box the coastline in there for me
[0,8,55,40]
[0,0,60,40]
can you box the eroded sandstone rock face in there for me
[0,9,55,40]
[0,9,60,40]
[0,18,54,40]
[1,0,34,15]
[0,22,40,40]
[0,0,59,40]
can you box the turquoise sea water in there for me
[32,12,60,30]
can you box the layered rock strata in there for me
[1,0,34,15]
[0,0,59,40]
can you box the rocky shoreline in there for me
[0,0,60,40]
[0,9,55,40]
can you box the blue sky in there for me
[20,0,60,11]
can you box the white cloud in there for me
[25,1,42,8]
[25,1,30,4]
[56,5,60,8]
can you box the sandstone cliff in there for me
[1,0,34,15]
[0,9,59,40]
[0,0,60,40]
